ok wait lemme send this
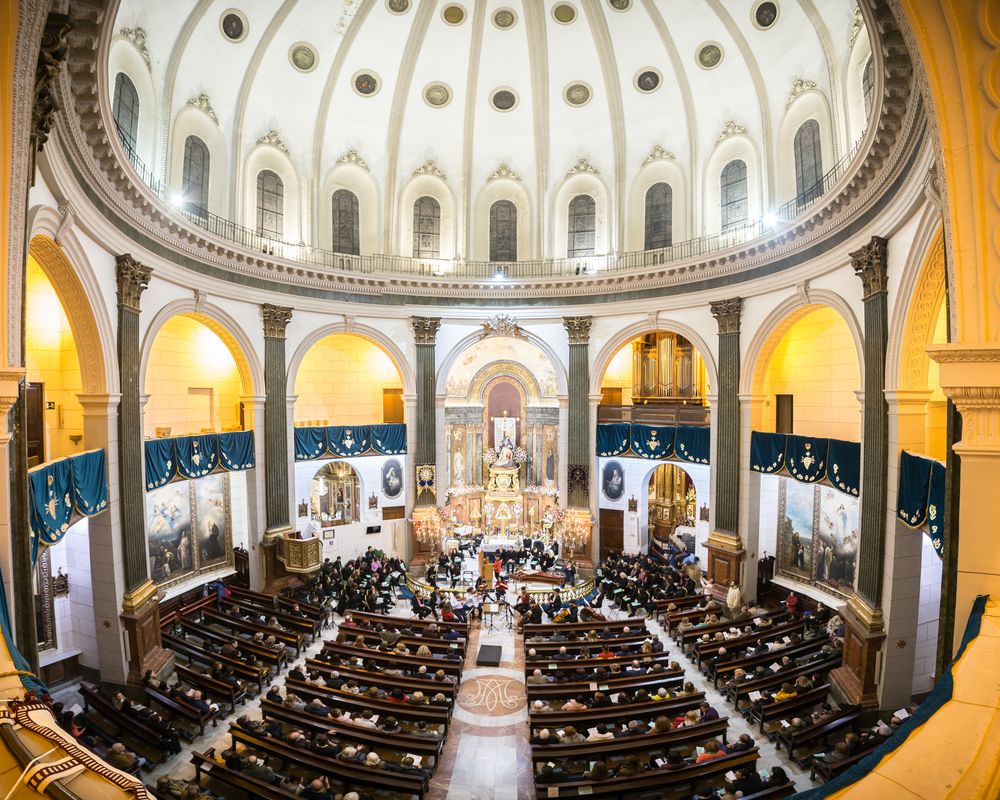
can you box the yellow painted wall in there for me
[761,306,861,440]
[143,315,244,437]
[601,343,633,404]
[925,301,948,460]
[25,256,84,460]
[294,334,402,425]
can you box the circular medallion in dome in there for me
[492,7,517,29]
[634,68,661,93]
[386,0,409,13]
[552,3,577,23]
[753,1,779,29]
[423,82,452,108]
[608,0,630,10]
[220,9,247,42]
[442,4,466,24]
[490,87,519,111]
[352,71,381,97]
[289,43,317,73]
[697,42,723,70]
[564,82,592,107]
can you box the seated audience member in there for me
[694,738,727,763]
[105,742,144,773]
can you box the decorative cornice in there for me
[31,13,71,155]
[851,235,889,298]
[566,158,599,177]
[411,316,442,345]
[261,304,293,338]
[926,345,1000,364]
[787,78,818,107]
[335,148,369,171]
[642,144,676,166]
[716,120,749,143]
[487,163,521,182]
[563,316,593,345]
[119,26,150,69]
[413,159,446,179]
[185,93,218,124]
[114,254,151,312]
[256,130,288,153]
[479,313,525,340]
[710,297,744,335]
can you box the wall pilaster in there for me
[261,304,293,538]
[564,317,592,509]
[411,317,441,506]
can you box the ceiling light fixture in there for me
[762,212,779,227]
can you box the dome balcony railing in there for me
[115,123,865,282]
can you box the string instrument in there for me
[580,606,607,622]
[552,607,571,623]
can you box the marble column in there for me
[738,394,766,597]
[115,255,170,683]
[705,299,745,589]
[563,317,592,509]
[411,318,441,506]
[240,395,267,590]
[261,305,293,538]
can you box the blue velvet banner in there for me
[70,449,109,516]
[784,434,828,482]
[674,426,710,464]
[175,434,220,479]
[294,426,328,461]
[0,559,47,695]
[927,461,946,558]
[144,437,177,490]
[630,424,676,459]
[327,425,370,457]
[897,450,934,527]
[750,431,786,473]
[596,423,631,457]
[29,450,109,565]
[219,431,256,471]
[827,439,861,496]
[371,423,407,455]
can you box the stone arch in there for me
[139,299,263,398]
[743,289,865,396]
[436,331,568,398]
[590,320,719,397]
[286,323,415,397]
[25,215,117,396]
[468,360,544,405]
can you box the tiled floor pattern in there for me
[53,596,822,799]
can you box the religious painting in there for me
[312,461,361,527]
[816,486,859,595]
[382,458,403,499]
[776,477,816,580]
[194,474,231,570]
[146,480,194,585]
[602,460,625,501]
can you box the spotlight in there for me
[762,212,779,228]
[170,192,184,207]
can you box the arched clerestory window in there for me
[256,169,284,238]
[567,194,596,258]
[793,119,824,206]
[489,200,518,261]
[720,160,748,231]
[413,196,441,259]
[112,72,140,153]
[644,182,673,250]
[182,135,210,220]
[331,189,360,255]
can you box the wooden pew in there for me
[747,684,832,732]
[694,619,807,669]
[228,726,427,799]
[524,671,684,702]
[726,656,841,706]
[348,611,469,638]
[524,651,672,672]
[710,636,827,688]
[143,684,216,736]
[523,617,647,636]
[79,685,166,763]
[810,744,879,782]
[219,596,321,641]
[202,609,305,656]
[534,748,760,799]
[162,632,267,693]
[227,584,328,627]
[776,705,862,766]
[322,641,463,678]
[653,594,703,623]
[178,618,287,671]
[337,629,464,656]
[285,678,452,726]
[190,749,301,800]
[173,663,245,712]
[677,611,789,651]
[524,633,654,654]
[305,659,458,700]
[529,692,706,730]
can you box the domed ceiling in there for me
[109,0,868,258]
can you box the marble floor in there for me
[53,595,822,800]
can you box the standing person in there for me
[726,581,742,617]
[784,590,799,617]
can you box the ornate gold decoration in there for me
[185,93,218,124]
[899,229,945,390]
[487,163,521,181]
[411,316,442,345]
[115,254,152,312]
[716,121,749,143]
[851,236,889,298]
[121,579,159,615]
[642,144,676,166]
[277,533,322,573]
[710,297,743,335]
[335,148,369,171]
[479,313,525,340]
[413,159,446,179]
[256,130,288,153]
[787,78,818,107]
[563,316,593,345]
[566,158,599,177]
[261,304,293,338]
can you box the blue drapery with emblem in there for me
[0,559,47,694]
[328,425,370,457]
[827,439,861,496]
[294,426,328,461]
[750,431,786,474]
[28,450,109,565]
[219,431,256,471]
[674,426,710,464]
[927,462,946,558]
[630,424,676,459]
[144,438,177,490]
[596,423,631,457]
[896,450,945,558]
[175,434,220,479]
[371,424,406,455]
[784,435,828,482]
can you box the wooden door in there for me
[26,382,44,467]
[599,508,624,562]
[601,387,622,405]
[382,388,403,424]
[776,394,794,434]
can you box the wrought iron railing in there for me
[114,122,867,281]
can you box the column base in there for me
[120,580,172,685]
[705,533,745,590]
[830,597,886,709]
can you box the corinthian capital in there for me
[411,317,442,345]
[262,304,293,338]
[710,297,743,335]
[563,316,593,345]
[851,236,889,298]
[115,254,152,312]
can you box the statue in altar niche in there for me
[495,433,515,467]
[486,413,521,498]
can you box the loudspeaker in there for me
[475,644,502,667]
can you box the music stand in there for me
[482,603,499,633]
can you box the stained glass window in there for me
[567,194,596,258]
[256,170,284,238]
[794,119,823,205]
[331,189,360,255]
[182,135,210,220]
[644,182,673,250]
[413,195,441,259]
[489,200,517,261]
[112,72,139,152]
[720,160,748,231]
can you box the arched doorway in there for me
[646,462,697,545]
[309,461,362,530]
